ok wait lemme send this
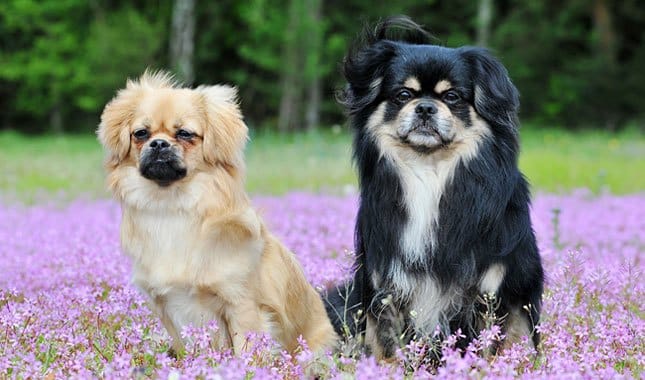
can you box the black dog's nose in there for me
[415,103,437,119]
[149,139,171,150]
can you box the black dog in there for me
[325,16,544,360]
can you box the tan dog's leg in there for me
[224,299,265,354]
[150,296,185,355]
[159,310,185,356]
[259,236,338,352]
[301,304,339,350]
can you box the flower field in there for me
[0,191,643,379]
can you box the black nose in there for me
[415,102,437,119]
[149,139,171,150]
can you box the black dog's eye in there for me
[133,129,149,140]
[395,89,414,103]
[176,129,194,140]
[442,90,461,104]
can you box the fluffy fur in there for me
[324,17,544,360]
[98,71,336,355]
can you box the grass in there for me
[519,126,644,194]
[0,131,107,201]
[245,127,355,194]
[0,126,642,201]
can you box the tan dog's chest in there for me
[121,209,264,329]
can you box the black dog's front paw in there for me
[365,297,414,360]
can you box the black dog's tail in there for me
[323,279,364,339]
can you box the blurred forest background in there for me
[1,0,644,134]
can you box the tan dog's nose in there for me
[149,139,171,151]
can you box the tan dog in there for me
[97,71,336,355]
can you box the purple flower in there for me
[0,192,642,378]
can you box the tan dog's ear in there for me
[97,79,143,168]
[196,85,248,170]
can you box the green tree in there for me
[0,1,643,132]
[0,0,92,132]
[0,1,169,133]
[492,0,644,127]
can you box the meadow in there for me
[0,128,643,379]
[0,126,644,199]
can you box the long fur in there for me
[98,71,337,355]
[325,17,544,360]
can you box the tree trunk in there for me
[592,0,618,130]
[305,74,321,131]
[592,0,616,67]
[277,0,302,132]
[476,0,493,47]
[170,0,196,85]
[304,0,322,130]
[50,101,63,134]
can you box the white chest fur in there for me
[396,159,451,265]
[390,133,490,266]
[121,208,263,305]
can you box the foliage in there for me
[0,1,643,132]
[0,1,169,132]
[73,6,168,114]
[493,0,645,129]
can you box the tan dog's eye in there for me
[133,129,150,140]
[442,90,461,105]
[176,129,194,140]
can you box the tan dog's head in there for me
[98,71,247,191]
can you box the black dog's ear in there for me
[460,47,520,130]
[338,41,395,115]
[338,16,434,115]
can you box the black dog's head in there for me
[340,16,520,156]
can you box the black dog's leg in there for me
[365,292,413,359]
[323,280,364,338]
